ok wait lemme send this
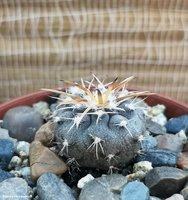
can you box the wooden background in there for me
[0,0,188,103]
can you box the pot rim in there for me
[0,87,188,119]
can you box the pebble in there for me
[180,183,188,200]
[79,174,127,200]
[151,113,167,127]
[166,194,184,200]
[16,167,31,179]
[145,119,166,136]
[142,136,157,151]
[136,149,178,167]
[120,181,150,200]
[148,104,166,116]
[0,168,15,182]
[33,101,51,119]
[34,121,55,147]
[0,177,31,200]
[77,174,95,189]
[177,130,187,144]
[29,141,67,180]
[145,166,188,198]
[156,134,183,152]
[37,172,76,200]
[8,156,22,170]
[3,106,43,142]
[177,152,188,170]
[133,161,153,174]
[0,139,14,170]
[16,141,30,159]
[0,127,17,146]
[165,115,188,134]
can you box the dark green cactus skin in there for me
[53,102,146,170]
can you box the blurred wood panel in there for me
[0,0,188,103]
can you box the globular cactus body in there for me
[45,75,150,170]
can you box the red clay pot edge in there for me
[0,88,188,119]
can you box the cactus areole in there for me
[43,75,151,170]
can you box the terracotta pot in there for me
[0,88,188,119]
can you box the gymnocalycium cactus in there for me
[44,75,151,170]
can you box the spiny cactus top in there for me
[43,75,151,170]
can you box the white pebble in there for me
[133,161,153,173]
[176,130,187,144]
[151,113,167,126]
[22,159,29,167]
[149,104,166,116]
[16,141,30,158]
[77,174,94,189]
[16,167,31,178]
[8,156,22,169]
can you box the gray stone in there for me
[0,168,15,183]
[3,106,43,142]
[145,166,188,198]
[120,181,150,200]
[156,134,183,152]
[136,149,178,167]
[145,119,166,136]
[150,197,161,200]
[79,174,127,200]
[0,139,14,170]
[16,141,30,158]
[37,172,75,200]
[0,177,31,200]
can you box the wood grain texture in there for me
[0,0,188,103]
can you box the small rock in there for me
[0,177,31,200]
[0,120,3,128]
[177,130,187,144]
[0,139,14,170]
[79,174,127,200]
[127,171,146,180]
[142,136,157,151]
[16,167,31,179]
[148,104,166,116]
[181,183,188,200]
[37,172,75,200]
[30,141,67,180]
[3,106,43,142]
[136,149,178,167]
[33,101,51,119]
[177,152,188,170]
[0,128,17,146]
[34,121,55,147]
[156,134,183,152]
[120,181,150,200]
[166,194,184,200]
[77,174,95,189]
[22,159,29,167]
[165,115,188,134]
[133,161,153,173]
[0,168,15,182]
[8,156,22,169]
[151,113,167,126]
[16,141,30,159]
[146,119,166,136]
[145,166,188,198]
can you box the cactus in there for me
[44,75,150,170]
